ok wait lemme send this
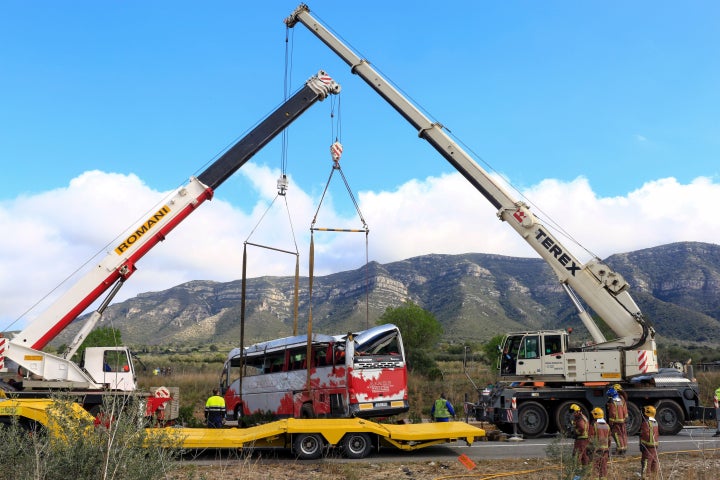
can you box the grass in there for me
[135,353,720,428]
[135,355,500,424]
[0,396,182,480]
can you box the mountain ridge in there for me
[56,241,720,348]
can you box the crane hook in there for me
[330,141,343,168]
[277,174,289,196]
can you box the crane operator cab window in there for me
[518,335,540,360]
[543,334,563,356]
[500,335,523,375]
[103,350,129,372]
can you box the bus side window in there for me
[315,347,328,367]
[244,355,263,377]
[287,348,307,371]
[334,348,345,364]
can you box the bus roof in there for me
[225,323,401,361]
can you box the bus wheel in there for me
[300,403,315,419]
[235,406,247,427]
[293,433,325,460]
[655,400,684,435]
[342,432,372,459]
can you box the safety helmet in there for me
[613,383,623,391]
[644,405,656,417]
[569,403,581,412]
[606,387,617,397]
[591,407,604,419]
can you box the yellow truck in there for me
[0,397,484,460]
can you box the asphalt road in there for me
[183,426,720,465]
[442,426,720,461]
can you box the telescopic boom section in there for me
[286,5,651,350]
[14,71,340,350]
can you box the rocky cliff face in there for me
[58,242,720,346]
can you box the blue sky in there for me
[1,1,719,328]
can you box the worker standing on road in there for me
[639,405,660,479]
[589,407,611,480]
[431,393,455,422]
[606,385,628,455]
[205,388,226,428]
[570,404,590,467]
[714,385,720,437]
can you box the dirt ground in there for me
[171,451,720,479]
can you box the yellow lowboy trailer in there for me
[1,398,484,460]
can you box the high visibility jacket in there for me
[573,413,589,439]
[433,398,451,418]
[640,417,659,448]
[589,419,611,451]
[607,397,627,423]
[205,395,226,409]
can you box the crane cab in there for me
[82,347,137,391]
[499,330,568,381]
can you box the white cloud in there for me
[2,167,719,330]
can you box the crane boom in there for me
[4,71,339,386]
[286,5,654,354]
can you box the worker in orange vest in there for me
[606,385,628,454]
[639,405,660,479]
[589,407,611,480]
[570,404,590,467]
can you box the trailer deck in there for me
[1,398,485,459]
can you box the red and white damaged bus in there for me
[220,324,409,421]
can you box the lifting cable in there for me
[307,137,371,343]
[307,137,372,393]
[238,162,301,404]
[237,27,303,397]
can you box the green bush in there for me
[0,396,181,480]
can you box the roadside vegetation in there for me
[0,396,181,480]
[16,308,716,479]
[43,318,720,422]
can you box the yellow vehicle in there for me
[1,397,484,460]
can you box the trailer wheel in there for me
[654,400,684,435]
[342,432,372,459]
[517,401,549,438]
[626,402,642,436]
[293,433,325,460]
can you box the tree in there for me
[72,326,123,362]
[376,301,442,374]
[481,334,505,365]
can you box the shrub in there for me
[0,396,181,480]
